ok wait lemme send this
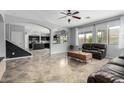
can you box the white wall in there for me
[0,14,5,57]
[106,45,121,58]
[5,24,10,40]
[50,28,71,55]
[119,16,124,49]
[51,43,68,54]
[0,14,6,80]
[5,23,25,49]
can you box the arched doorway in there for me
[5,22,51,56]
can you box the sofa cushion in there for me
[98,49,105,54]
[92,48,99,50]
[83,49,102,55]
[93,43,106,49]
[102,63,124,76]
[88,62,124,83]
[114,79,124,83]
[89,50,100,53]
[94,71,116,83]
[109,57,124,67]
[82,49,90,52]
[87,56,124,83]
[82,43,92,50]
[94,71,124,83]
[119,54,124,59]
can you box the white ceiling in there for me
[2,10,124,28]
[25,24,50,34]
[10,23,50,35]
[14,23,50,34]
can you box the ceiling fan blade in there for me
[58,16,67,19]
[72,16,81,19]
[72,11,79,15]
[60,12,67,15]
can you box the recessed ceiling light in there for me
[86,16,90,19]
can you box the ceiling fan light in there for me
[68,19,71,23]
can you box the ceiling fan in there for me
[59,10,81,23]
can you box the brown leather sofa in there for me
[82,43,107,59]
[87,57,124,83]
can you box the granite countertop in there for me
[0,57,4,62]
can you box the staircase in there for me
[6,40,32,58]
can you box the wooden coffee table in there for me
[67,51,92,63]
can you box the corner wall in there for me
[50,28,71,55]
[0,14,5,57]
[0,14,6,80]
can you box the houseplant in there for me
[69,45,74,50]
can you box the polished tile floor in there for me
[1,49,109,83]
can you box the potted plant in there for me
[69,45,74,50]
[78,47,82,51]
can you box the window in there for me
[78,34,85,45]
[97,29,107,44]
[96,24,120,45]
[108,26,120,45]
[85,32,93,43]
[78,32,93,44]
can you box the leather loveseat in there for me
[87,57,124,83]
[82,43,107,59]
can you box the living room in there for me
[1,0,124,92]
[0,10,124,83]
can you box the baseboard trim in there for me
[5,55,33,61]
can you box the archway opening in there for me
[6,22,51,56]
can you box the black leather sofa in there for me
[82,43,107,59]
[87,57,124,83]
